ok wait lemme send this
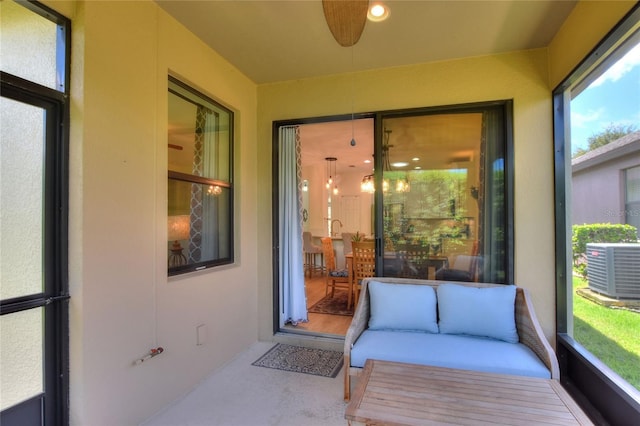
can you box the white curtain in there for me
[278,126,308,325]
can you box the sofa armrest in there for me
[343,278,372,400]
[344,292,369,356]
[515,287,560,379]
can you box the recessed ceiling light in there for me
[364,159,371,164]
[392,162,409,168]
[412,157,420,161]
[367,3,390,22]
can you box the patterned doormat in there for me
[308,291,353,316]
[251,343,343,378]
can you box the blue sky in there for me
[570,41,640,154]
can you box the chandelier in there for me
[360,129,410,193]
[325,157,339,195]
[360,173,374,193]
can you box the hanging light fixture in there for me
[325,157,339,195]
[360,173,374,193]
[360,128,410,193]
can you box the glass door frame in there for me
[271,112,376,335]
[271,100,515,335]
[374,101,515,284]
[0,59,70,426]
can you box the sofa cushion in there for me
[368,281,439,333]
[437,283,518,343]
[350,330,550,379]
[329,269,348,277]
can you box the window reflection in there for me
[168,77,233,275]
[381,106,510,284]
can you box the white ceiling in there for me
[159,0,577,176]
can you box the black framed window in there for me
[167,77,234,276]
[378,101,514,285]
[553,4,640,424]
[0,1,70,425]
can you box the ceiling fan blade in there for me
[322,0,369,47]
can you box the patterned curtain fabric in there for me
[188,106,219,263]
[188,106,208,263]
[278,126,308,325]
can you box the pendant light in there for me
[325,157,338,195]
[360,128,409,193]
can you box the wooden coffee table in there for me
[345,359,593,425]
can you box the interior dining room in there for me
[283,109,490,337]
[282,118,375,336]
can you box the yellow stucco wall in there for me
[42,1,258,424]
[549,0,637,88]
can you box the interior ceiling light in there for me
[367,2,390,22]
[322,0,369,47]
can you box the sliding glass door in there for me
[377,102,513,284]
[0,1,70,424]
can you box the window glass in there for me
[168,77,233,275]
[626,166,640,203]
[0,308,43,410]
[168,81,231,182]
[0,0,61,91]
[380,105,511,284]
[568,33,640,392]
[0,97,44,299]
[627,166,640,236]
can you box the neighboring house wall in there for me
[573,160,631,225]
[572,133,640,228]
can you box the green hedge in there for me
[572,223,638,278]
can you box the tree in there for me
[573,123,638,158]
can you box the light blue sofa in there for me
[344,277,560,400]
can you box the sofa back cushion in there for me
[437,283,518,343]
[368,281,439,333]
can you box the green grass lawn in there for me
[572,276,640,390]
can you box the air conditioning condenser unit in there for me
[586,243,640,299]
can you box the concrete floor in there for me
[141,341,348,426]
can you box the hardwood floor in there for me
[283,275,353,336]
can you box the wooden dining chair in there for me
[351,240,376,308]
[320,237,352,308]
[396,244,430,279]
